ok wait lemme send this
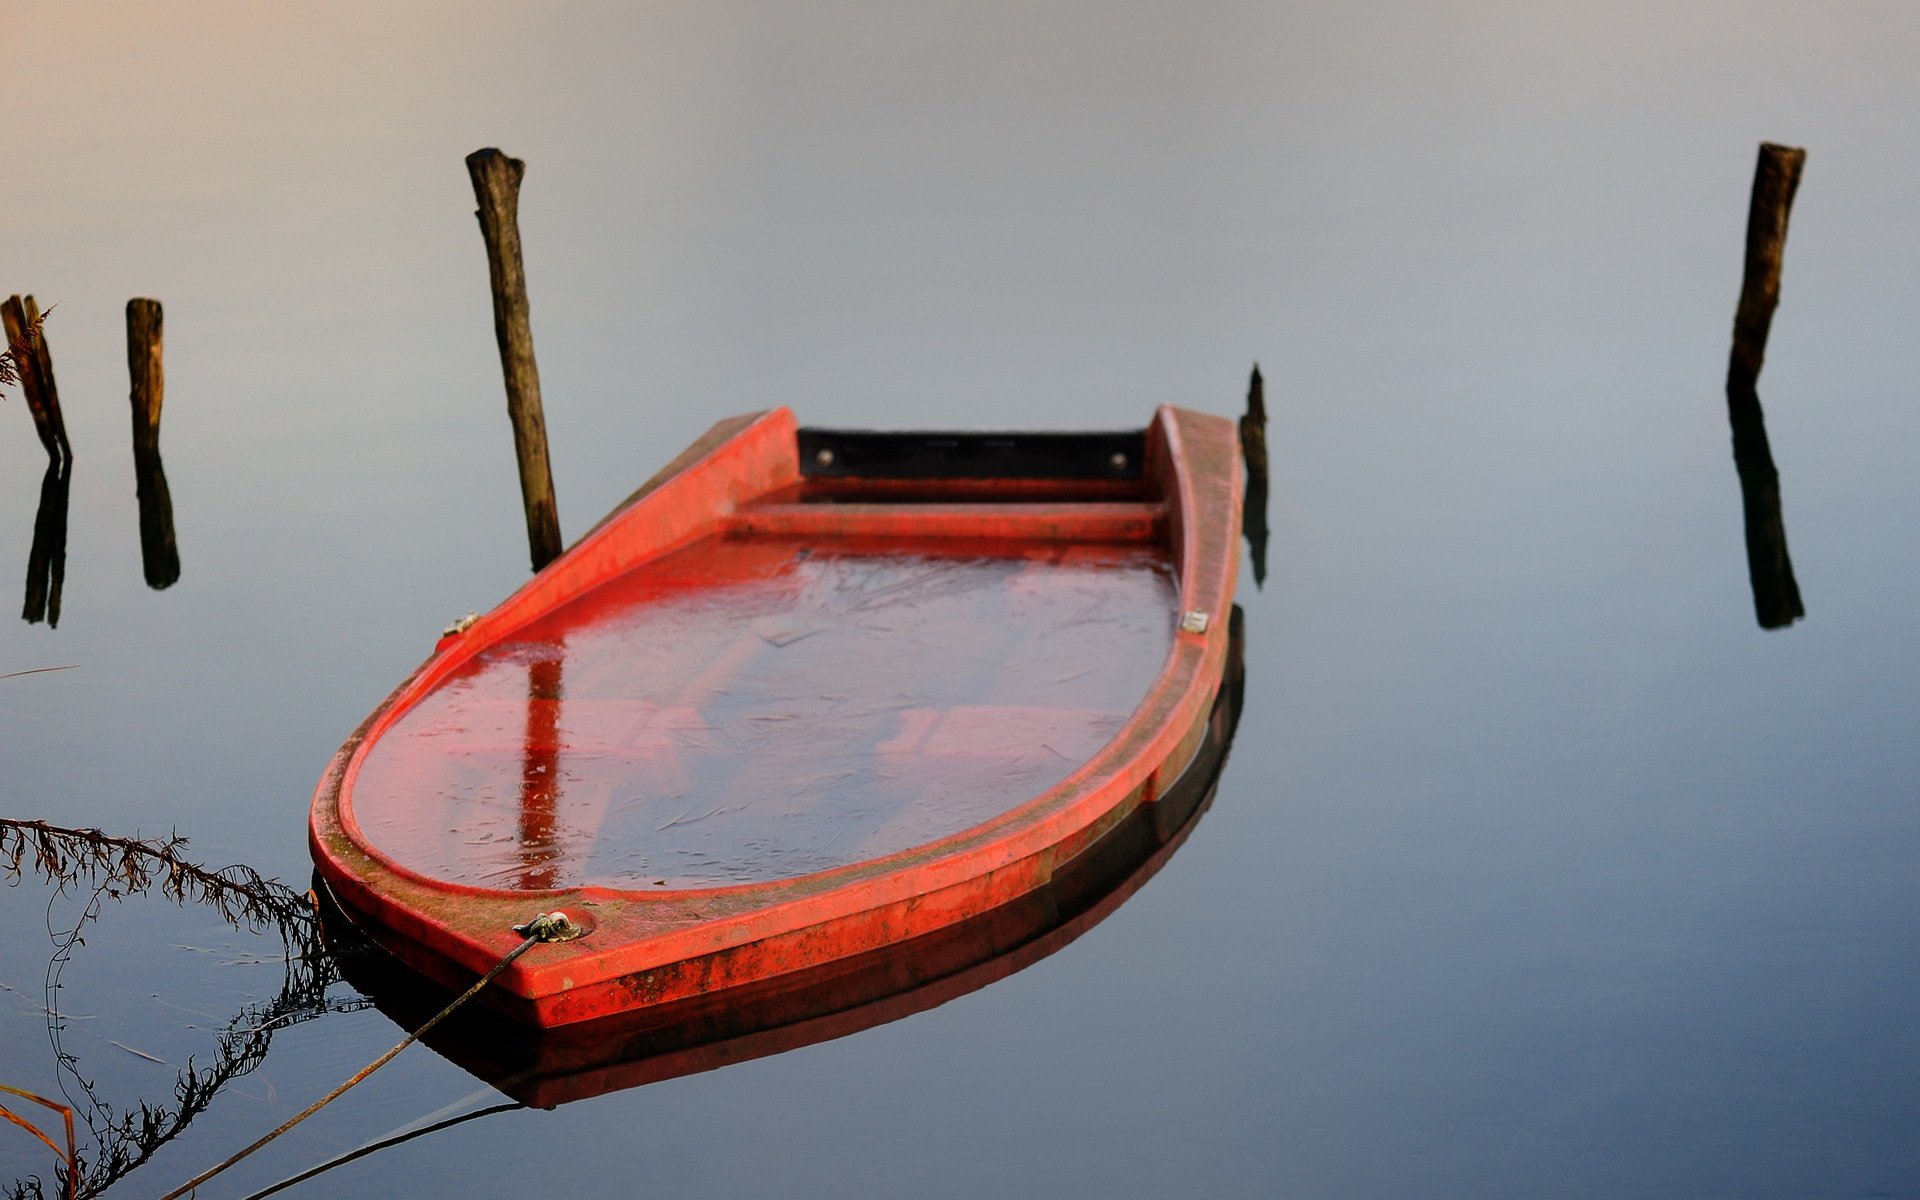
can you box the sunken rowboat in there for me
[323,615,1241,1107]
[309,405,1242,1027]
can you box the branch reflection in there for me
[0,822,367,1200]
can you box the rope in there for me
[235,1102,524,1200]
[157,911,578,1200]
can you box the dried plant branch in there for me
[41,931,369,1200]
[0,820,311,931]
[0,305,51,401]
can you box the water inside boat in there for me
[349,533,1176,890]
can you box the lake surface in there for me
[4,3,1918,1196]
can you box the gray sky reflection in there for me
[3,3,1918,1196]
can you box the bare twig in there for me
[0,820,310,930]
[0,303,51,398]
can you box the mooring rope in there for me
[157,911,579,1200]
[235,1101,526,1200]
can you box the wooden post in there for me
[1238,364,1269,589]
[127,299,180,589]
[1725,143,1805,630]
[466,148,563,572]
[1729,144,1805,395]
[2,295,69,463]
[127,299,164,430]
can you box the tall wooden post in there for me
[1725,143,1805,630]
[466,148,563,572]
[127,299,180,589]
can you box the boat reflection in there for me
[325,606,1246,1109]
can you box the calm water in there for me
[5,3,1918,1196]
[351,541,1175,889]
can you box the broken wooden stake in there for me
[466,148,563,573]
[2,295,69,463]
[1725,142,1805,630]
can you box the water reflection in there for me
[324,606,1244,1111]
[23,458,70,626]
[1240,365,1269,590]
[0,607,1239,1198]
[0,821,364,1200]
[7,294,74,627]
[7,294,183,622]
[131,442,180,592]
[518,653,566,891]
[1727,386,1801,629]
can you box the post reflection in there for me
[1724,142,1805,630]
[1240,365,1269,589]
[518,652,565,891]
[23,456,70,626]
[132,436,180,590]
[1726,383,1802,629]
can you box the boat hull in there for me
[322,606,1243,1104]
[310,405,1241,1027]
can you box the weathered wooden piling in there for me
[466,148,562,572]
[1238,364,1269,589]
[1725,143,1805,630]
[127,299,180,589]
[2,295,69,462]
[127,299,164,431]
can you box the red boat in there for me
[324,615,1240,1106]
[310,405,1241,1027]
